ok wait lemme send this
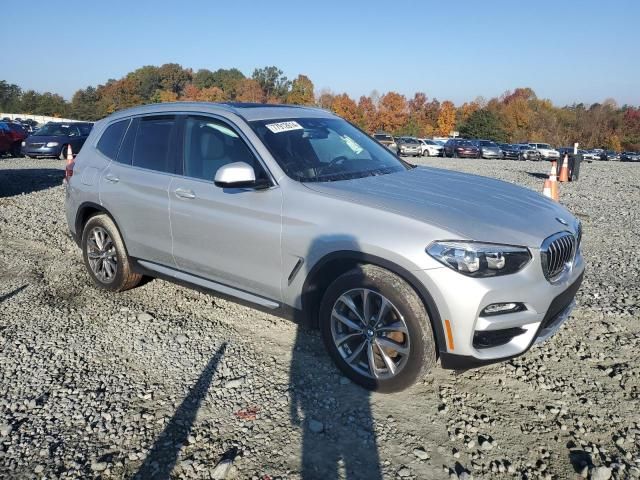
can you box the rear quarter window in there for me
[96,119,130,160]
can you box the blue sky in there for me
[3,0,638,106]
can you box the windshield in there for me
[479,140,497,147]
[251,117,409,182]
[33,123,79,136]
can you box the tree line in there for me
[1,64,638,150]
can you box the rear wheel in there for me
[81,214,142,292]
[320,265,436,392]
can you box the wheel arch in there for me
[74,202,123,246]
[300,250,446,357]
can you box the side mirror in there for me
[214,162,270,189]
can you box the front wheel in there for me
[320,265,436,392]
[11,142,22,157]
[59,145,69,161]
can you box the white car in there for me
[418,139,444,157]
[529,143,560,160]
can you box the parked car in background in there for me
[418,138,444,157]
[498,143,521,160]
[528,143,560,160]
[396,137,422,157]
[621,152,640,162]
[65,102,584,392]
[583,150,601,161]
[0,123,14,155]
[557,147,575,158]
[474,140,502,159]
[21,122,93,159]
[373,133,398,154]
[0,122,29,156]
[516,144,540,161]
[444,139,480,158]
[600,150,620,161]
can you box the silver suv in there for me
[65,102,585,392]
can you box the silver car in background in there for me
[65,102,584,392]
[475,139,503,159]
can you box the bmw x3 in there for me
[65,102,584,392]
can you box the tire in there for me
[81,214,142,292]
[59,145,68,161]
[10,142,22,157]
[319,265,436,393]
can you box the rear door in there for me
[169,114,283,300]
[99,115,177,266]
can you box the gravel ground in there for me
[0,155,638,480]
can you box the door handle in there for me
[174,188,196,199]
[104,173,119,183]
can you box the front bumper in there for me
[400,148,420,155]
[22,145,62,157]
[413,247,585,370]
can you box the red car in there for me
[0,123,14,155]
[0,122,29,157]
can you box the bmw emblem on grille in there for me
[555,217,569,226]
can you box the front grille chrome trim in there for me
[541,231,577,283]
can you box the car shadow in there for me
[134,343,227,479]
[0,284,28,303]
[289,235,382,479]
[0,168,64,197]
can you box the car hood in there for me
[304,166,577,247]
[26,135,68,144]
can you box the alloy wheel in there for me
[330,288,410,380]
[86,226,118,283]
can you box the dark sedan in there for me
[498,143,521,160]
[443,139,480,158]
[22,122,93,159]
[621,152,640,162]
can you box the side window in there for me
[116,118,138,165]
[132,115,176,173]
[96,119,130,160]
[182,116,265,182]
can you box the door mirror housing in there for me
[214,162,270,189]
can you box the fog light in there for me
[481,302,525,316]
[473,327,527,349]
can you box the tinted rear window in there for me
[131,116,176,173]
[96,120,130,160]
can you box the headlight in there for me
[427,241,531,277]
[46,142,59,147]
[21,141,26,146]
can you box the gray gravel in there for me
[0,155,639,479]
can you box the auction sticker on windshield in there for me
[265,121,303,133]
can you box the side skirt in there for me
[130,258,308,326]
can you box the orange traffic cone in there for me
[64,145,74,182]
[549,162,559,201]
[559,154,569,182]
[542,178,552,199]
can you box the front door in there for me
[169,115,282,301]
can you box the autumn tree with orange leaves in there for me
[436,101,456,136]
[330,93,359,124]
[377,92,408,134]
